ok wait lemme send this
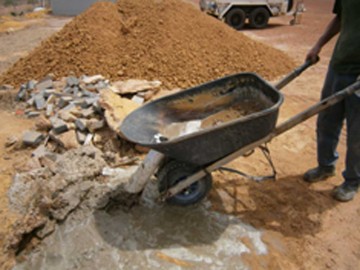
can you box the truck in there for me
[200,0,294,30]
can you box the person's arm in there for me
[306,15,341,63]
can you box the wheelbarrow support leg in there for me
[125,150,165,194]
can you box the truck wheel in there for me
[158,160,212,206]
[249,7,270,29]
[225,8,246,30]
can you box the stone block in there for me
[34,94,46,110]
[81,107,95,118]
[26,111,41,118]
[16,85,27,102]
[46,104,54,118]
[58,96,73,109]
[87,119,105,133]
[66,76,79,87]
[23,131,44,146]
[50,117,68,134]
[76,131,87,144]
[75,118,87,132]
[36,78,53,91]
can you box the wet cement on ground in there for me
[14,202,267,270]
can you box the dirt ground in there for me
[0,0,359,269]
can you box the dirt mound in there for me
[0,0,294,88]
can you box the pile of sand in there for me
[0,0,295,88]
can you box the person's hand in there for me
[306,45,321,64]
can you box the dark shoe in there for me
[303,166,335,183]
[332,182,359,202]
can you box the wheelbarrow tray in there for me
[120,73,283,166]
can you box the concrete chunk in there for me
[75,118,87,132]
[81,107,95,118]
[26,111,41,118]
[54,130,79,150]
[84,134,93,145]
[36,78,53,91]
[26,80,36,91]
[16,85,27,101]
[50,117,68,134]
[46,104,54,118]
[23,131,44,146]
[66,76,79,87]
[34,94,46,110]
[81,97,99,108]
[87,119,105,133]
[76,131,87,144]
[131,95,145,105]
[58,96,73,109]
[58,111,77,122]
[46,94,57,105]
[82,75,104,85]
[43,89,57,98]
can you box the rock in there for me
[75,118,88,132]
[43,89,57,98]
[46,104,54,117]
[50,117,68,134]
[76,131,87,144]
[23,131,44,146]
[111,79,162,95]
[35,117,52,131]
[82,75,104,85]
[53,130,79,150]
[58,96,73,109]
[26,111,41,118]
[36,78,53,91]
[87,119,105,133]
[15,85,27,101]
[26,80,36,91]
[34,94,46,110]
[131,95,145,105]
[36,220,56,239]
[32,145,47,158]
[66,76,79,87]
[99,89,139,133]
[81,107,95,118]
[58,111,77,122]
[102,167,126,176]
[46,94,57,105]
[5,136,18,148]
[84,134,93,145]
[81,97,99,108]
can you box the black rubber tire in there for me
[225,8,246,30]
[287,0,294,12]
[158,160,212,206]
[249,7,270,29]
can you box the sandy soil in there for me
[0,0,359,269]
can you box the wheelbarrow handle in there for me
[274,56,320,90]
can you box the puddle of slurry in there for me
[14,203,267,270]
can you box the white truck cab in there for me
[200,0,294,29]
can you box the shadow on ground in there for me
[209,174,338,238]
[93,204,231,251]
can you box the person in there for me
[303,0,360,202]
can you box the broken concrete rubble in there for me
[23,131,44,146]
[6,145,142,256]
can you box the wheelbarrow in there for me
[120,60,360,206]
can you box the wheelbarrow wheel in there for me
[158,160,212,206]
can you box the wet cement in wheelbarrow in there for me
[14,203,268,270]
[161,99,269,140]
